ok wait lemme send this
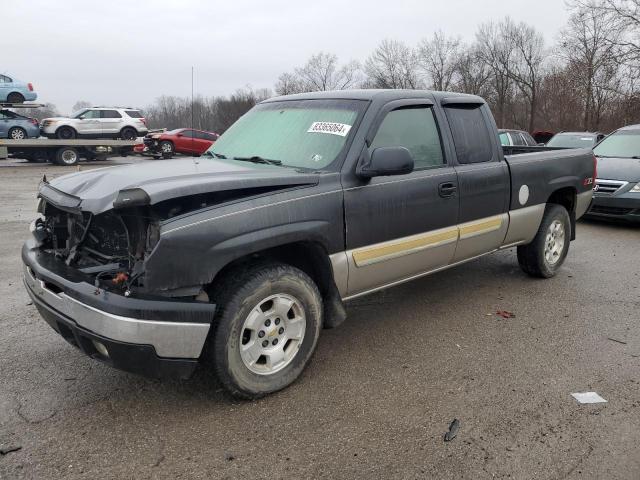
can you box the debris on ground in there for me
[224,452,235,461]
[444,419,460,442]
[496,310,516,319]
[25,301,33,306]
[607,337,627,345]
[571,392,607,404]
[0,445,22,456]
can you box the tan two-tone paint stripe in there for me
[351,214,504,267]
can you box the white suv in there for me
[41,107,148,140]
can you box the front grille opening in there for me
[590,205,634,215]
[43,281,63,294]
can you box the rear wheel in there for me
[54,147,79,166]
[8,127,27,140]
[120,127,138,140]
[517,204,571,278]
[56,126,76,140]
[7,92,25,103]
[207,263,323,399]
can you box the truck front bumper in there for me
[22,241,216,379]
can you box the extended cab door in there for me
[343,101,459,297]
[441,100,510,262]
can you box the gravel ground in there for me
[1,158,639,479]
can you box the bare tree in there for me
[454,46,492,96]
[572,0,640,63]
[274,72,305,95]
[418,31,461,91]
[560,3,623,129]
[296,52,362,91]
[72,100,92,112]
[364,39,423,89]
[502,19,546,131]
[476,21,514,127]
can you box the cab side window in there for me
[444,105,494,164]
[79,110,101,119]
[370,107,444,169]
[101,110,122,119]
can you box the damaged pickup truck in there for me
[23,90,595,398]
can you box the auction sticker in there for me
[307,122,352,137]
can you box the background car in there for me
[546,131,605,149]
[142,128,219,157]
[40,107,148,140]
[586,124,640,223]
[0,73,37,103]
[498,128,538,146]
[0,109,40,139]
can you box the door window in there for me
[78,110,101,119]
[0,75,12,83]
[101,110,122,118]
[510,132,526,146]
[444,105,494,164]
[180,130,194,138]
[370,107,444,169]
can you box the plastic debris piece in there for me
[496,310,516,319]
[607,337,627,345]
[571,392,607,404]
[444,418,459,442]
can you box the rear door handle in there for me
[438,182,457,198]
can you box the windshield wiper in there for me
[233,156,283,166]
[206,151,227,159]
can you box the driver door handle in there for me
[438,182,457,198]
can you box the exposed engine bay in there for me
[33,201,158,293]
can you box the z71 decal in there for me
[307,122,352,137]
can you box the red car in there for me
[140,128,219,158]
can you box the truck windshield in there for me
[206,99,366,170]
[593,130,640,158]
[547,134,595,148]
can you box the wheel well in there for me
[211,241,335,298]
[547,187,577,240]
[56,125,76,133]
[8,91,24,100]
[121,126,137,133]
[547,187,576,213]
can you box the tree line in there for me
[28,1,640,135]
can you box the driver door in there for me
[76,109,101,136]
[344,102,459,297]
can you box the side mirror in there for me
[357,146,414,178]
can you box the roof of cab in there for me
[618,124,640,131]
[262,89,485,104]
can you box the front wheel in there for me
[517,204,571,278]
[56,126,76,140]
[159,140,174,158]
[207,263,323,399]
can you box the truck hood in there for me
[43,158,319,214]
[596,156,640,183]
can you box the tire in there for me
[517,204,571,278]
[159,140,174,158]
[120,127,138,140]
[56,126,76,140]
[207,263,323,399]
[8,127,27,140]
[7,92,25,103]
[54,147,79,166]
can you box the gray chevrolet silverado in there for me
[23,90,595,398]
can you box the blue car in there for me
[0,73,38,103]
[0,109,40,139]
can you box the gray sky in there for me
[5,0,570,113]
